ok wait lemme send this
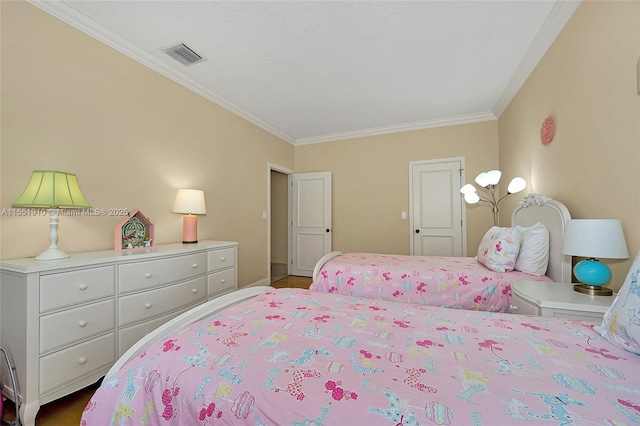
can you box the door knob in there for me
[415,229,420,234]
[326,229,330,232]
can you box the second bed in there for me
[310,196,572,313]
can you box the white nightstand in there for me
[511,280,615,322]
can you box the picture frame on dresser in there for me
[114,209,155,251]
[0,240,237,426]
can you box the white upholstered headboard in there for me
[511,195,572,283]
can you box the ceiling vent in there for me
[162,43,206,66]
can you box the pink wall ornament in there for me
[540,116,555,146]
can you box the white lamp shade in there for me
[474,172,490,187]
[562,219,629,259]
[507,177,526,194]
[172,189,206,215]
[460,184,476,194]
[463,191,480,204]
[485,170,502,185]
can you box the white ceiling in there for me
[31,1,580,145]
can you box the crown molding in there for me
[29,0,576,147]
[28,0,296,145]
[294,112,497,146]
[492,0,581,117]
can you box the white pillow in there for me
[476,226,521,273]
[594,251,640,355]
[514,222,549,276]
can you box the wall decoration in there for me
[115,209,155,250]
[540,116,555,146]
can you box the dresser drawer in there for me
[118,304,194,357]
[41,299,115,353]
[119,252,207,293]
[40,266,115,312]
[208,248,235,272]
[118,276,206,326]
[40,332,115,395]
[208,269,236,295]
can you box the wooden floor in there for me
[1,380,100,426]
[1,275,312,425]
[271,274,312,289]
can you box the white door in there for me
[290,172,332,276]
[410,159,465,256]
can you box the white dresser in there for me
[0,240,237,426]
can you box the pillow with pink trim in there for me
[476,226,521,273]
[594,251,640,355]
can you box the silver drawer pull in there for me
[78,320,87,327]
[79,283,88,290]
[145,273,152,278]
[192,289,198,294]
[220,279,226,283]
[192,263,198,268]
[145,303,152,309]
[220,257,226,262]
[78,357,87,365]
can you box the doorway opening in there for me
[268,163,293,283]
[267,164,332,284]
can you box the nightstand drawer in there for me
[550,309,604,322]
[118,276,206,326]
[40,266,115,312]
[512,280,615,321]
[40,299,115,353]
[511,292,539,316]
[40,332,115,395]
[119,252,207,293]
[208,248,235,271]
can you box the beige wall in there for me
[0,2,295,287]
[295,121,500,255]
[2,1,638,293]
[498,0,640,291]
[270,171,288,265]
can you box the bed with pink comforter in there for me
[310,253,551,312]
[81,287,639,425]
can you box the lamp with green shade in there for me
[12,171,91,260]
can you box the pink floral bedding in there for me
[82,288,639,425]
[310,253,552,312]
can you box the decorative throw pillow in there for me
[514,222,550,276]
[476,226,521,273]
[594,251,640,355]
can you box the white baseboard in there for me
[241,278,271,289]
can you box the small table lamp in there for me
[172,189,206,244]
[12,170,91,260]
[561,219,629,296]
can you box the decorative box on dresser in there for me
[0,240,237,426]
[511,280,615,322]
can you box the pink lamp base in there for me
[182,214,198,244]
